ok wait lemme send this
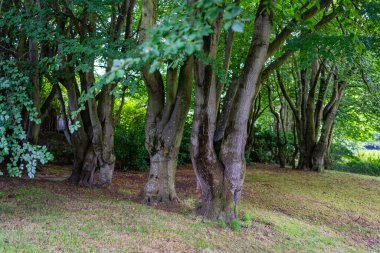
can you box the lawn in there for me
[0,164,379,252]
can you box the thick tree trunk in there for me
[58,68,90,183]
[144,151,178,203]
[142,58,194,202]
[140,1,194,203]
[218,4,273,219]
[191,62,226,218]
[191,1,274,223]
[78,147,97,186]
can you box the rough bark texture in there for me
[58,67,90,183]
[141,0,194,204]
[26,35,41,144]
[142,57,194,203]
[191,1,274,223]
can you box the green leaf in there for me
[116,69,125,78]
[105,72,116,83]
[231,21,244,33]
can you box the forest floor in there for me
[0,163,379,253]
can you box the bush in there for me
[114,122,149,171]
[114,98,149,171]
[328,143,380,176]
[231,219,241,232]
[248,126,295,165]
[178,120,192,166]
[249,127,277,163]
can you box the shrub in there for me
[328,143,380,176]
[178,120,192,166]
[114,122,148,171]
[231,219,241,232]
[114,98,149,171]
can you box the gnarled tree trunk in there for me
[191,1,274,222]
[142,60,194,203]
[140,0,194,203]
[57,67,91,184]
[55,0,136,187]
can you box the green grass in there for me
[0,164,379,252]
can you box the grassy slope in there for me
[0,164,379,253]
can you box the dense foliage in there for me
[0,62,53,177]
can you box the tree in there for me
[139,0,194,203]
[267,82,288,168]
[190,0,274,222]
[190,0,342,222]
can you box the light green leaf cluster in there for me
[0,61,53,178]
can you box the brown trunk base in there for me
[97,158,115,188]
[311,155,324,172]
[78,148,97,187]
[197,196,236,224]
[68,171,80,184]
[143,155,178,204]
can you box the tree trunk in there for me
[78,147,97,186]
[191,1,274,223]
[140,0,194,203]
[268,84,287,168]
[55,83,72,145]
[142,58,194,202]
[278,60,345,172]
[144,151,178,203]
[27,37,41,144]
[58,68,90,183]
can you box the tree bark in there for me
[140,0,194,203]
[191,0,274,222]
[26,36,41,144]
[142,58,194,203]
[58,68,91,183]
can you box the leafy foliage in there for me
[0,62,53,178]
[114,96,148,170]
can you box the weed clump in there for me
[231,219,241,231]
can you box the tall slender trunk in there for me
[55,84,72,145]
[267,84,287,168]
[311,79,345,171]
[26,37,41,144]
